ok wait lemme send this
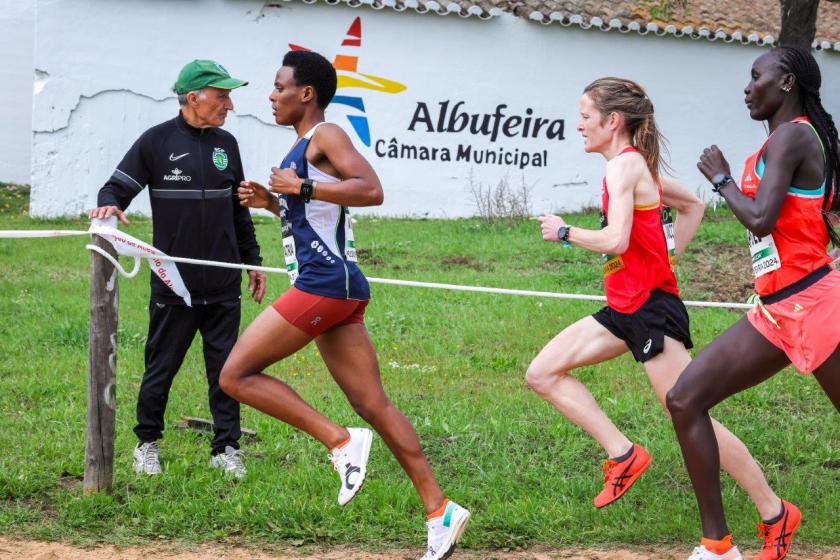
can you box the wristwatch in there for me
[557,225,571,242]
[300,178,318,203]
[710,173,734,193]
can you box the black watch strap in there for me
[711,174,734,193]
[300,178,315,202]
[557,225,571,242]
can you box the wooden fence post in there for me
[83,235,118,494]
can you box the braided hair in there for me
[775,45,840,246]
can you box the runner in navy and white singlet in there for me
[219,51,469,560]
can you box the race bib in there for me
[279,197,299,285]
[661,206,677,267]
[343,207,357,263]
[599,209,624,276]
[601,253,625,276]
[748,231,781,277]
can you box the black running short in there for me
[592,289,693,363]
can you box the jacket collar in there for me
[175,111,211,138]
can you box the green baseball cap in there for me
[173,59,248,94]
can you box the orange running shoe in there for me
[756,500,801,560]
[593,444,651,509]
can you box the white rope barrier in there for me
[83,244,289,276]
[0,230,90,238]
[78,248,757,310]
[85,243,143,278]
[4,226,837,312]
[361,277,755,310]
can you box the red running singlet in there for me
[740,117,832,296]
[601,147,679,313]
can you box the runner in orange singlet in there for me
[529,78,784,530]
[667,46,840,560]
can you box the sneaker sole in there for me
[434,509,471,560]
[594,452,652,509]
[339,429,373,507]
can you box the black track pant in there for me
[134,299,241,453]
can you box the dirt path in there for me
[1,539,838,560]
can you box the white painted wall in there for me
[26,0,840,217]
[0,0,36,185]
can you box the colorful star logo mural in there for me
[290,17,406,146]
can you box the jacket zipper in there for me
[198,131,207,304]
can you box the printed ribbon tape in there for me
[88,218,192,306]
[0,219,192,305]
[7,221,838,311]
[0,218,291,307]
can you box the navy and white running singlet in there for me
[278,122,370,300]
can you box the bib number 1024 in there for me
[748,231,781,277]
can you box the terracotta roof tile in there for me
[283,0,840,49]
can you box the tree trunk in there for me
[83,235,119,494]
[779,0,820,47]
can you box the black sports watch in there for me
[557,225,571,242]
[710,173,734,193]
[300,178,317,203]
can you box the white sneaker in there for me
[210,445,246,479]
[133,441,162,475]
[329,428,373,506]
[688,545,743,560]
[421,500,471,560]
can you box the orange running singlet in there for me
[601,147,679,313]
[740,117,832,296]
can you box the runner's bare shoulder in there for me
[312,123,355,149]
[766,121,817,153]
[605,150,645,187]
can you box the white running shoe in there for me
[688,545,743,560]
[133,441,162,475]
[421,500,471,560]
[329,428,373,506]
[210,445,246,479]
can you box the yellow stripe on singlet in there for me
[634,202,659,211]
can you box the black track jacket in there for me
[97,113,262,305]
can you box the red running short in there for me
[271,286,368,337]
[748,267,840,374]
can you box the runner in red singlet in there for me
[528,78,785,531]
[667,47,840,560]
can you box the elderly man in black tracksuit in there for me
[89,60,265,478]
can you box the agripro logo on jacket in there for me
[164,168,192,181]
[290,17,406,147]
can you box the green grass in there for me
[0,184,838,550]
